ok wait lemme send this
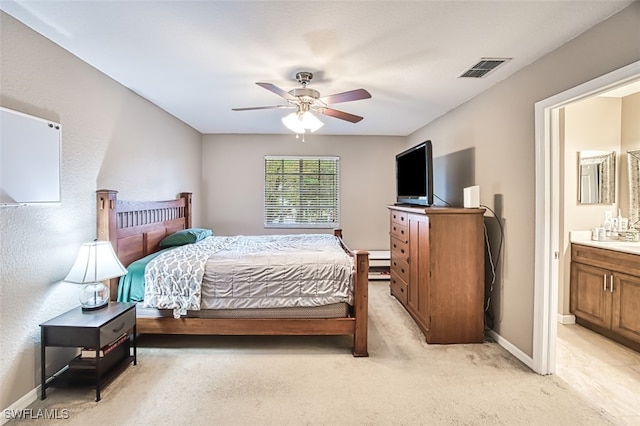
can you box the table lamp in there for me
[64,240,127,311]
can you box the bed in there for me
[96,190,369,356]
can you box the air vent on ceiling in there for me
[458,58,511,78]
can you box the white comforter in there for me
[144,234,355,315]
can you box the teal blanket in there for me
[117,249,172,302]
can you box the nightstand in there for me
[40,302,137,401]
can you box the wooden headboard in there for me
[96,189,192,299]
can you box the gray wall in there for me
[407,2,640,356]
[202,134,405,251]
[0,12,203,411]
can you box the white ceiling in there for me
[1,1,634,136]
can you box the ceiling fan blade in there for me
[256,82,297,101]
[319,108,364,123]
[232,105,291,111]
[320,88,371,105]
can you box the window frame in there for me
[264,155,340,229]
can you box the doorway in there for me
[533,60,640,375]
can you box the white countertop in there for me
[570,231,640,255]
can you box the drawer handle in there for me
[401,268,405,274]
[400,229,405,235]
[400,217,405,222]
[400,248,405,254]
[111,321,125,334]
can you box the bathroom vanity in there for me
[570,241,640,352]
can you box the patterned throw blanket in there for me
[143,237,236,318]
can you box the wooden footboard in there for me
[96,190,369,357]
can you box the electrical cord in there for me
[433,193,451,207]
[480,204,504,316]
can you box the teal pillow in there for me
[159,228,213,248]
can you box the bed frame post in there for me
[180,192,192,229]
[96,189,120,300]
[352,250,369,357]
[334,228,368,356]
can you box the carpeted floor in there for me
[12,281,618,425]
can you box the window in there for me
[264,156,339,228]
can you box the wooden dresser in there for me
[388,205,486,344]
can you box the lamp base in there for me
[81,301,108,311]
[79,282,110,311]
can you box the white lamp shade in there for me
[64,241,127,284]
[282,111,324,134]
[282,112,306,134]
[301,111,324,132]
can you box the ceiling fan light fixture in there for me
[282,110,324,134]
[235,71,370,131]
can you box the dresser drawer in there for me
[390,210,408,226]
[390,271,408,305]
[390,221,408,241]
[391,236,409,260]
[390,253,410,283]
[99,307,135,347]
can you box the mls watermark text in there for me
[4,408,70,420]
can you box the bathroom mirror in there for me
[578,151,616,204]
[628,149,640,225]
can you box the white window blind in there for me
[264,156,339,228]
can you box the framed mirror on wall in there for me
[578,151,616,204]
[628,149,640,226]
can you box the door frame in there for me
[533,60,640,374]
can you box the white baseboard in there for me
[1,386,39,425]
[486,329,535,372]
[557,314,576,325]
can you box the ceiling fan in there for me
[232,71,371,134]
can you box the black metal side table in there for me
[40,302,137,401]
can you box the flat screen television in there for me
[395,140,433,206]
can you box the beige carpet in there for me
[14,281,617,425]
